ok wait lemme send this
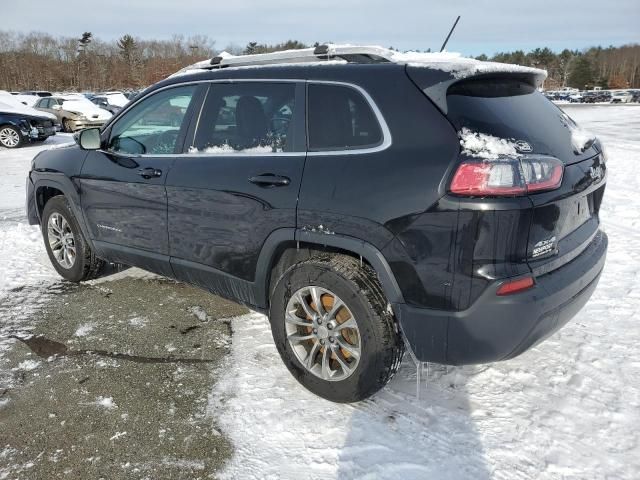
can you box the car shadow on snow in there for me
[214,313,491,479]
[334,358,492,479]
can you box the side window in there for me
[38,98,49,108]
[192,82,298,153]
[308,84,383,151]
[108,85,197,155]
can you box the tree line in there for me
[0,31,217,91]
[479,45,640,90]
[0,30,637,91]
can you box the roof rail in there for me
[206,44,394,69]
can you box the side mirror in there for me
[77,128,101,150]
[52,104,61,110]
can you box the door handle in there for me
[138,167,162,179]
[248,174,291,187]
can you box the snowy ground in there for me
[1,107,639,479]
[0,134,73,383]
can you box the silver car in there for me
[34,95,112,132]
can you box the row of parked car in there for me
[0,89,139,148]
[544,89,640,104]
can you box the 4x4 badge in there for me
[515,140,533,153]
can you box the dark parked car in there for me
[0,102,56,148]
[20,90,53,97]
[26,45,607,402]
[88,95,121,115]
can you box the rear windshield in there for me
[446,78,596,163]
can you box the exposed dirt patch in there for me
[0,276,248,480]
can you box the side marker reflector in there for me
[496,276,535,296]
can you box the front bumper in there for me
[395,230,607,365]
[20,125,56,142]
[68,119,107,131]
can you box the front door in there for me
[79,84,203,275]
[165,81,306,306]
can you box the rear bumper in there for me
[395,230,607,365]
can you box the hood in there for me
[13,94,40,107]
[0,99,57,121]
[62,100,112,120]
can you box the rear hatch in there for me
[408,67,606,273]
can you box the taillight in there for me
[450,156,564,197]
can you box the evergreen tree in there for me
[78,32,92,49]
[117,34,140,86]
[568,56,594,88]
[244,42,258,55]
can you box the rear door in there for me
[165,81,306,305]
[79,84,203,275]
[35,98,55,119]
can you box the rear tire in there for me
[269,254,404,403]
[41,196,105,282]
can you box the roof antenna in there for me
[440,15,461,52]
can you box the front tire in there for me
[41,196,105,282]
[0,125,23,148]
[62,119,74,133]
[269,255,404,403]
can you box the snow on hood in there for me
[13,95,39,107]
[458,127,519,159]
[0,98,57,121]
[61,100,112,120]
[103,93,129,107]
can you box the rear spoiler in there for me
[406,63,547,114]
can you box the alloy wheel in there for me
[47,213,76,269]
[285,286,361,381]
[0,127,20,148]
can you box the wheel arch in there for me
[34,178,95,251]
[255,228,404,310]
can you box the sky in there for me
[5,0,639,56]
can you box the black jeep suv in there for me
[26,46,607,402]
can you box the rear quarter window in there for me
[307,84,383,151]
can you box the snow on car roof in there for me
[390,50,546,79]
[172,44,547,81]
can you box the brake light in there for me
[496,276,535,296]
[450,156,564,196]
